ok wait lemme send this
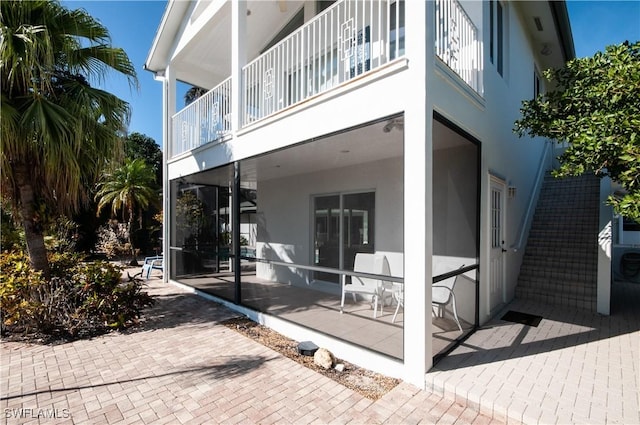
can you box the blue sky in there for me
[64,0,640,148]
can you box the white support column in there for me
[402,0,433,388]
[231,0,247,134]
[161,64,176,283]
[597,177,612,315]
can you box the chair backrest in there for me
[353,253,390,287]
[374,254,392,288]
[432,264,465,303]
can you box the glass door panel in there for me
[313,195,340,282]
[342,192,375,270]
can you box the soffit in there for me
[158,0,305,88]
[515,1,575,70]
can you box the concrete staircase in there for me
[516,173,600,311]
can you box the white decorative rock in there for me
[313,348,335,370]
[334,363,345,372]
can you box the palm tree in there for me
[184,86,208,106]
[0,0,138,276]
[95,158,158,265]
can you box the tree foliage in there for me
[95,158,158,264]
[124,132,162,183]
[0,0,137,274]
[515,41,640,221]
[184,86,207,106]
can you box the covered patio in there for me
[167,114,480,364]
[174,265,474,360]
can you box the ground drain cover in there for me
[501,310,543,327]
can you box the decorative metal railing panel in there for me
[242,0,405,126]
[171,77,232,158]
[435,0,481,94]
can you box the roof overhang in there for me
[144,0,305,88]
[549,0,575,61]
[515,0,575,71]
[144,0,191,76]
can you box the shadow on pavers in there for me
[1,354,273,401]
[434,279,640,371]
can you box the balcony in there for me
[171,78,232,158]
[242,0,405,126]
[435,0,481,93]
[170,0,479,159]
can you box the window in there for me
[497,1,503,76]
[490,0,505,76]
[534,67,542,98]
[489,0,494,64]
[313,192,375,283]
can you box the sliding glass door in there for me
[313,192,375,283]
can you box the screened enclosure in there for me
[167,113,480,361]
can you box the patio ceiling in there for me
[179,117,469,187]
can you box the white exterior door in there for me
[489,176,506,312]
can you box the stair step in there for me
[516,286,597,300]
[517,270,597,287]
[515,287,597,311]
[520,257,597,271]
[515,172,600,312]
[523,242,597,253]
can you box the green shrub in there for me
[0,205,24,251]
[0,252,44,334]
[0,251,154,340]
[46,217,80,253]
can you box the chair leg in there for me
[372,295,378,319]
[392,300,402,323]
[450,294,463,332]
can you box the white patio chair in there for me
[432,264,465,332]
[340,253,392,318]
[391,282,404,323]
[141,255,163,279]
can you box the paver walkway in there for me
[1,273,500,425]
[427,279,640,425]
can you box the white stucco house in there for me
[145,0,576,387]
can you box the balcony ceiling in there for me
[173,0,305,89]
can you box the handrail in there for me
[251,257,477,285]
[511,140,552,251]
[249,257,404,283]
[433,264,478,283]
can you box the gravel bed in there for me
[222,317,400,400]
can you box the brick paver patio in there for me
[1,272,501,425]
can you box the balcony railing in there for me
[435,0,481,94]
[242,0,404,126]
[171,77,232,158]
[170,0,482,158]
